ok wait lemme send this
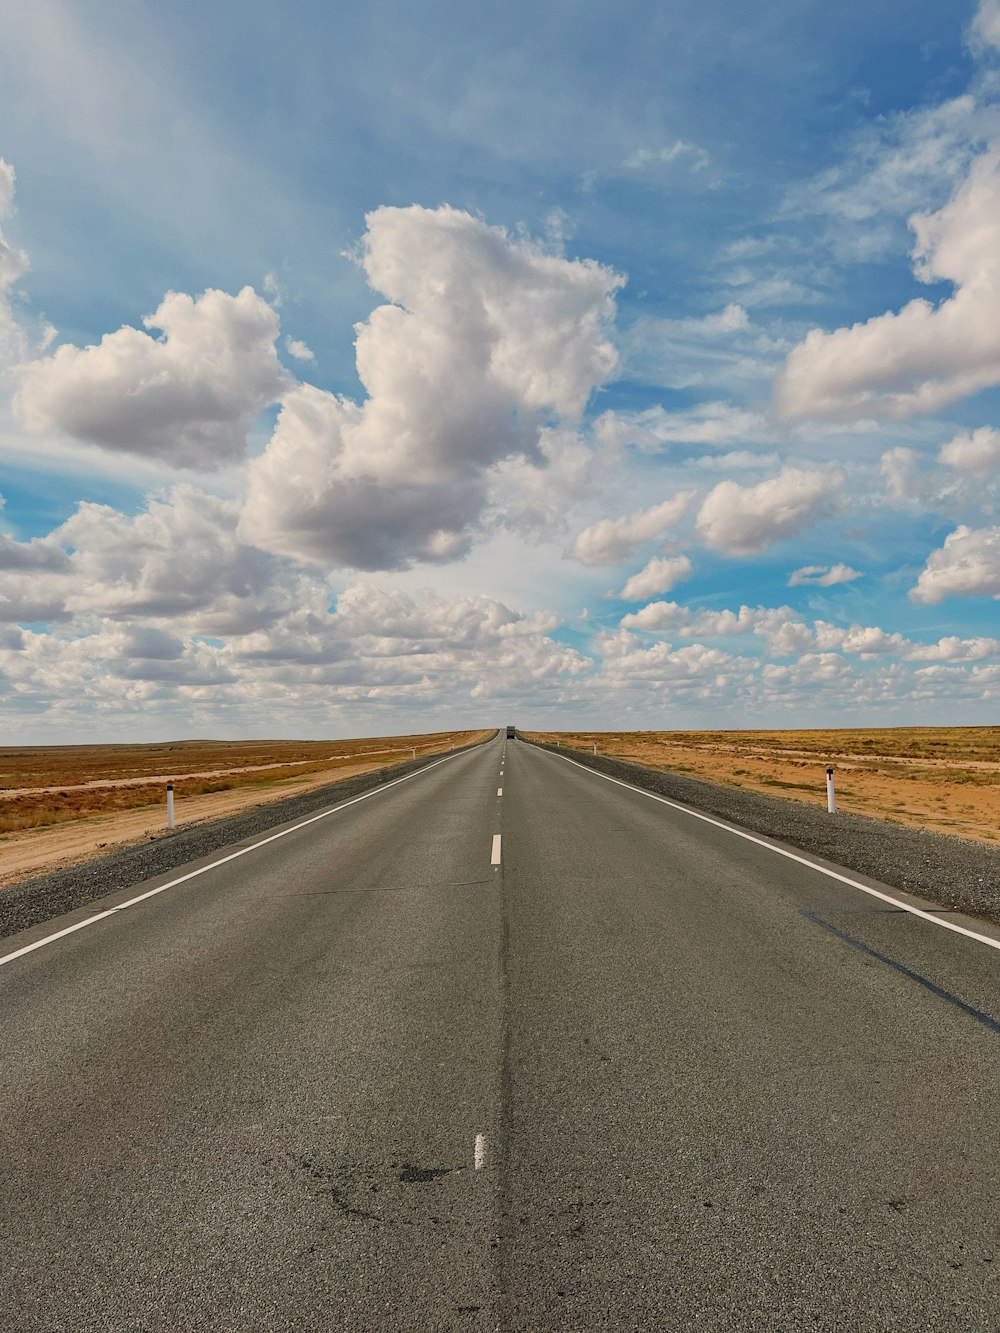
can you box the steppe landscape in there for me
[0,730,490,887]
[526,726,999,846]
[3,725,996,889]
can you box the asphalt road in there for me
[1,733,997,1331]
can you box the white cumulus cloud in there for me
[618,601,815,656]
[904,634,1000,662]
[776,148,1000,421]
[695,467,844,556]
[567,492,695,566]
[910,524,1000,603]
[938,426,1000,479]
[243,205,623,570]
[788,563,863,587]
[617,554,693,601]
[16,286,288,466]
[599,639,750,687]
[284,336,315,362]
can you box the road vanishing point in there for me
[1,732,997,1330]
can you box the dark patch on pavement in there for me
[298,1154,383,1222]
[397,1162,452,1183]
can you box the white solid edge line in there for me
[491,834,502,865]
[550,750,1000,954]
[474,1133,486,1170]
[0,744,481,970]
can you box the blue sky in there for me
[0,0,998,741]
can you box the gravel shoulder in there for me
[528,740,1000,926]
[0,736,492,943]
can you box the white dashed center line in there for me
[491,834,502,866]
[474,1134,486,1170]
[497,787,503,796]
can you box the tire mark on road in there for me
[801,909,1000,1034]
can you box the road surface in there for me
[1,733,997,1330]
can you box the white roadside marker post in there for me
[826,767,836,814]
[166,781,175,830]
[412,746,416,760]
[593,743,597,755]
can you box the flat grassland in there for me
[525,727,999,846]
[0,730,491,886]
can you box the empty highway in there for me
[1,732,997,1331]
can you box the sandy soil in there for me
[0,732,493,889]
[0,743,443,798]
[526,727,1000,846]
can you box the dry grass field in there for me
[0,730,491,886]
[525,727,1000,846]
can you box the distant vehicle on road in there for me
[506,724,516,738]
